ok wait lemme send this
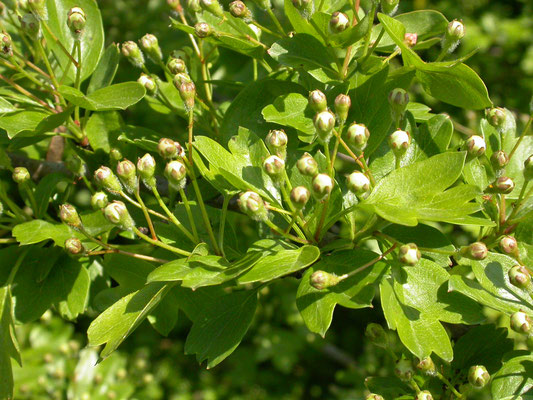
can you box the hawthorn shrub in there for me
[0,0,532,399]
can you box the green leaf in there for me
[59,82,145,111]
[87,43,120,94]
[492,351,533,398]
[0,110,49,138]
[85,111,122,152]
[57,260,90,320]
[184,289,258,368]
[44,0,104,83]
[296,249,388,337]
[261,93,315,143]
[0,97,17,114]
[33,173,70,218]
[284,0,320,40]
[381,259,484,361]
[147,258,191,283]
[0,286,21,400]
[88,282,173,359]
[237,245,320,284]
[363,152,487,226]
[415,114,454,158]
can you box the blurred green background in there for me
[12,0,532,398]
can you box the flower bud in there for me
[290,186,310,209]
[265,129,288,160]
[510,311,532,334]
[310,270,343,290]
[137,153,156,188]
[28,0,46,18]
[238,191,268,221]
[491,150,509,170]
[308,90,327,113]
[527,332,533,350]
[139,34,162,61]
[186,0,202,12]
[178,81,196,111]
[415,391,433,400]
[366,395,384,400]
[121,41,145,68]
[167,0,180,10]
[312,173,334,201]
[404,32,418,47]
[297,153,318,177]
[334,94,351,123]
[94,166,122,194]
[59,203,82,229]
[394,358,414,381]
[195,22,213,38]
[465,135,486,157]
[137,74,156,94]
[110,147,123,161]
[314,110,336,142]
[499,235,518,255]
[446,19,465,42]
[158,138,185,159]
[524,154,533,181]
[398,243,421,266]
[416,357,436,376]
[116,160,137,193]
[291,0,313,18]
[0,31,13,57]
[492,176,515,194]
[388,129,411,155]
[486,107,507,130]
[347,171,370,195]
[173,72,192,88]
[468,365,490,388]
[86,188,107,209]
[168,57,186,74]
[229,0,251,19]
[104,201,135,230]
[388,88,409,118]
[460,241,488,260]
[200,0,224,17]
[67,7,86,36]
[329,11,349,33]
[263,155,285,179]
[346,123,370,151]
[365,323,388,348]
[20,13,40,38]
[381,0,399,15]
[508,265,531,289]
[65,237,84,255]
[12,167,30,183]
[165,160,187,190]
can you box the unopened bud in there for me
[312,173,334,201]
[110,147,123,161]
[524,154,533,180]
[65,237,84,255]
[165,160,187,190]
[167,0,180,10]
[389,129,411,155]
[28,0,46,18]
[347,171,370,195]
[59,203,82,229]
[460,241,488,260]
[399,243,421,266]
[12,167,30,183]
[263,155,285,179]
[314,110,336,142]
[388,88,409,125]
[0,31,12,57]
[446,19,465,42]
[186,0,202,12]
[173,72,192,87]
[178,81,196,110]
[416,357,436,376]
[122,41,145,68]
[334,94,351,123]
[415,391,433,400]
[229,0,251,19]
[20,13,40,38]
[297,153,318,177]
[200,0,224,17]
[168,57,186,74]
[67,7,86,36]
[140,33,162,62]
[158,138,184,159]
[104,201,135,230]
[365,395,384,400]
[492,176,515,194]
[291,0,313,18]
[394,358,414,381]
[510,311,532,333]
[195,22,212,38]
[290,186,310,209]
[491,150,509,170]
[404,32,417,47]
[238,191,268,221]
[468,365,490,388]
[137,153,156,188]
[138,74,156,94]
[91,191,108,210]
[508,265,531,289]
[465,135,486,157]
[310,270,343,290]
[308,90,327,113]
[116,160,137,193]
[346,123,370,151]
[94,166,122,194]
[265,129,288,160]
[381,0,399,15]
[499,235,518,255]
[365,323,388,348]
[486,107,507,130]
[329,11,349,33]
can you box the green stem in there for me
[35,39,60,91]
[361,1,377,58]
[251,20,282,38]
[21,183,38,216]
[324,140,332,176]
[119,191,170,221]
[40,18,79,67]
[435,42,451,62]
[134,184,158,241]
[382,47,401,64]
[436,372,463,399]
[74,40,82,123]
[264,218,310,245]
[507,181,531,223]
[178,187,200,242]
[508,113,532,161]
[133,226,192,257]
[0,238,17,244]
[360,28,385,69]
[314,199,329,242]
[265,7,286,36]
[218,195,230,257]
[6,247,29,285]
[152,186,197,243]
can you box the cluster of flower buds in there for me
[0,31,13,57]
[263,155,285,182]
[165,160,187,190]
[67,7,86,36]
[265,130,288,160]
[308,90,327,113]
[347,171,370,197]
[329,12,349,33]
[12,166,30,184]
[104,201,135,230]
[468,365,490,388]
[500,235,518,256]
[91,191,108,210]
[238,191,268,221]
[314,110,336,143]
[310,270,344,290]
[59,203,83,230]
[297,153,319,177]
[460,241,488,260]
[465,135,486,157]
[229,0,252,20]
[290,186,310,209]
[346,123,370,152]
[94,166,123,194]
[158,138,185,160]
[334,94,351,123]
[168,56,187,75]
[486,107,507,131]
[398,243,421,266]
[442,19,465,53]
[388,88,409,126]
[116,160,138,194]
[139,33,162,61]
[381,0,399,15]
[20,13,40,39]
[137,153,157,188]
[138,74,156,94]
[389,129,411,156]
[491,150,509,173]
[510,311,532,334]
[491,176,515,194]
[416,357,436,376]
[194,22,213,38]
[178,81,196,111]
[312,174,334,201]
[121,41,145,68]
[65,237,84,255]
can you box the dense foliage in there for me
[0,0,532,399]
